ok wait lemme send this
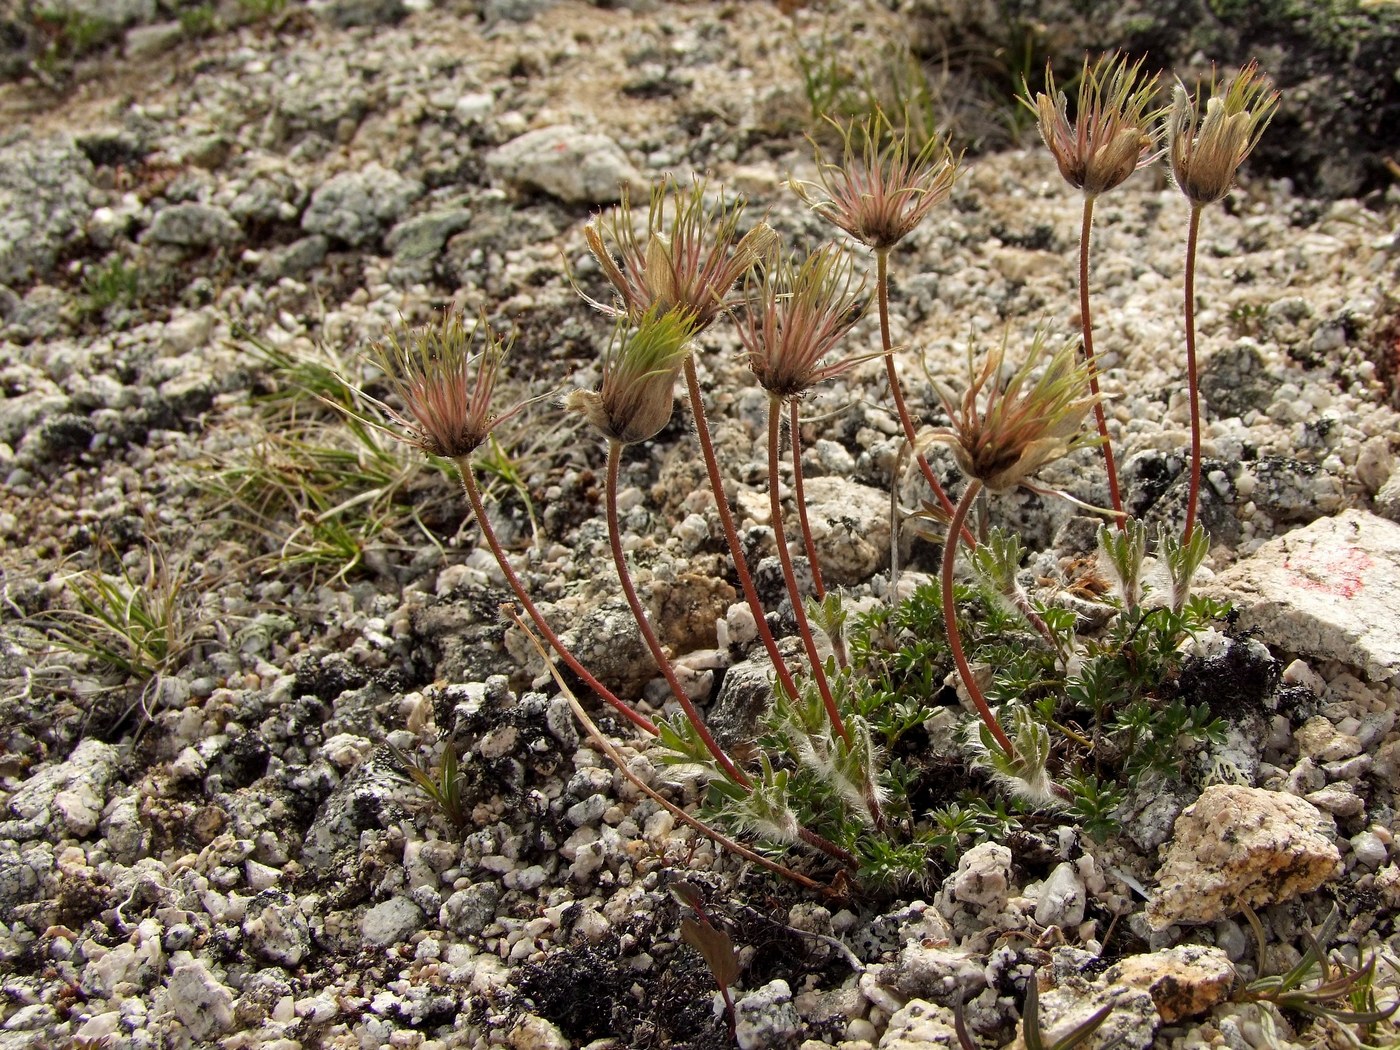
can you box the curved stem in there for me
[1183,204,1205,544]
[605,442,749,787]
[1079,194,1125,527]
[788,398,826,602]
[507,605,835,893]
[459,462,656,737]
[941,479,1015,758]
[876,248,974,549]
[768,396,849,747]
[682,357,802,702]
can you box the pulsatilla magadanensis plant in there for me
[363,55,1277,891]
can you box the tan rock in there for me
[1108,945,1236,1023]
[1147,785,1341,930]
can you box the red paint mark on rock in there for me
[1283,546,1373,599]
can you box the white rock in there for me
[486,125,640,204]
[947,842,1012,908]
[1035,862,1087,929]
[166,955,235,1040]
[6,739,121,837]
[361,896,425,948]
[1205,510,1400,684]
[732,979,800,1050]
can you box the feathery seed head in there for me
[927,332,1099,492]
[792,110,960,252]
[1026,51,1161,197]
[371,308,519,462]
[566,307,696,446]
[734,242,870,399]
[582,175,778,332]
[1168,61,1279,207]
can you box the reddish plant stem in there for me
[682,357,802,702]
[941,479,1016,758]
[1183,204,1205,544]
[1079,194,1125,527]
[768,397,850,746]
[605,442,750,787]
[459,463,657,737]
[876,248,975,549]
[509,604,840,890]
[788,398,827,602]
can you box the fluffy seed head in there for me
[567,307,695,446]
[1168,61,1279,206]
[582,175,778,333]
[927,332,1099,493]
[1026,51,1161,197]
[734,242,870,399]
[792,110,960,252]
[371,308,519,461]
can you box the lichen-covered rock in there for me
[301,165,422,248]
[486,125,640,204]
[1108,945,1235,1023]
[0,134,95,287]
[1008,979,1160,1050]
[1147,785,1342,930]
[878,998,960,1048]
[797,475,892,585]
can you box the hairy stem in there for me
[1080,194,1125,526]
[768,397,849,746]
[789,399,848,669]
[942,479,1015,758]
[682,357,802,701]
[606,442,748,787]
[789,398,827,601]
[1183,204,1205,543]
[459,462,657,736]
[506,606,835,892]
[876,248,973,548]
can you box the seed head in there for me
[734,243,870,399]
[1168,62,1279,207]
[567,308,696,446]
[927,332,1099,493]
[370,308,520,462]
[1025,51,1161,197]
[582,175,778,333]
[792,110,960,252]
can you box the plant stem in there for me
[682,357,802,702]
[788,399,826,601]
[507,605,835,893]
[605,441,749,787]
[459,462,657,737]
[876,248,973,548]
[768,396,849,746]
[942,479,1015,758]
[788,399,848,669]
[1183,204,1204,543]
[1079,193,1124,527]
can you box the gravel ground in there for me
[2,1,1400,1048]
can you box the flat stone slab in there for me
[1205,509,1400,684]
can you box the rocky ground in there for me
[2,0,1400,1048]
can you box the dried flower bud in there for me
[582,176,777,332]
[369,308,520,462]
[1026,51,1160,197]
[1168,62,1279,207]
[567,308,695,445]
[927,332,1100,493]
[792,109,960,252]
[734,243,869,399]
